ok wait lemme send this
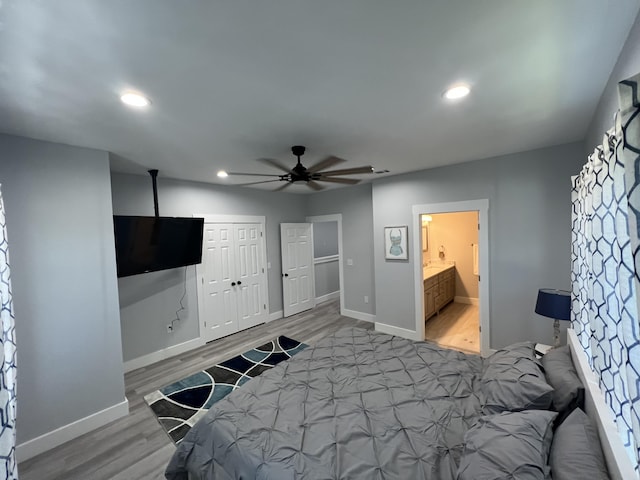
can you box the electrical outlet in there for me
[364,296,369,304]
[167,324,173,333]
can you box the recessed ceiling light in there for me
[120,91,151,107]
[217,170,228,178]
[443,84,471,100]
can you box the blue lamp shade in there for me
[535,289,571,320]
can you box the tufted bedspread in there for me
[165,327,485,480]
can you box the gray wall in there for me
[306,184,375,314]
[118,265,199,361]
[314,261,339,298]
[372,142,584,348]
[313,221,338,258]
[585,11,640,153]
[0,134,125,444]
[312,221,340,298]
[111,172,307,362]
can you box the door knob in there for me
[231,282,236,286]
[284,273,289,277]
[237,281,242,285]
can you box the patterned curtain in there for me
[0,185,17,479]
[619,72,640,470]
[570,72,640,468]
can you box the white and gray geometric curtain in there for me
[0,185,17,479]
[570,72,640,468]
[619,72,640,470]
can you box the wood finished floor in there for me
[18,299,372,480]
[424,301,479,354]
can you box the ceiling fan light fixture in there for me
[217,170,229,178]
[443,83,471,100]
[120,91,151,107]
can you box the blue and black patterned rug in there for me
[144,336,307,444]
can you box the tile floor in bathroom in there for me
[424,302,479,354]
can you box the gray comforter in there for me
[165,327,485,480]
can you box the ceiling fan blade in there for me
[317,176,361,185]
[318,166,375,176]
[273,182,292,192]
[236,179,283,186]
[307,156,346,173]
[258,158,292,173]
[307,180,325,191]
[227,172,281,177]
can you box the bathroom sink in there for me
[422,263,454,279]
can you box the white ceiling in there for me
[0,1,638,193]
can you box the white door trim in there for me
[306,214,344,315]
[411,200,490,355]
[195,214,268,342]
[196,214,266,224]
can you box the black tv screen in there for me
[113,216,204,278]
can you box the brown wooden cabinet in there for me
[424,288,435,319]
[424,267,455,321]
[423,275,437,319]
[442,269,454,307]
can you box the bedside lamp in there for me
[535,289,571,348]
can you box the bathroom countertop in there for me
[423,263,455,280]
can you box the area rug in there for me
[144,335,307,444]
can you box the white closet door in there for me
[235,223,268,330]
[281,223,315,317]
[200,224,238,342]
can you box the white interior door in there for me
[235,223,268,330]
[281,223,315,317]
[200,224,238,342]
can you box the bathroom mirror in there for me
[422,225,428,252]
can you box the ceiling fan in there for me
[226,145,375,191]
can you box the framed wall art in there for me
[384,226,408,260]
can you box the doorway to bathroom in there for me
[305,214,344,315]
[412,200,490,355]
[421,212,479,353]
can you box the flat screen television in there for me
[113,216,204,278]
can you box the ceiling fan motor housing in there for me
[291,145,306,157]
[289,145,313,182]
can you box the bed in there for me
[165,327,631,480]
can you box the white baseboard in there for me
[342,308,376,323]
[316,291,340,304]
[454,296,480,306]
[123,337,205,373]
[268,310,283,322]
[17,398,129,462]
[374,322,421,341]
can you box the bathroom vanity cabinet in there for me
[423,265,455,320]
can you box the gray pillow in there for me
[541,345,584,414]
[457,410,557,480]
[481,342,554,414]
[549,408,609,480]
